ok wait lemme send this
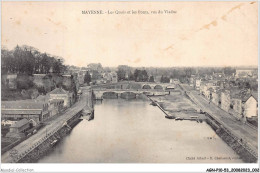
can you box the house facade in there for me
[49,99,64,117]
[6,119,30,138]
[243,95,258,118]
[49,88,73,108]
[195,79,201,90]
[111,72,118,83]
[231,98,242,115]
[220,90,231,112]
[212,91,221,106]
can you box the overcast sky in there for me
[1,1,258,67]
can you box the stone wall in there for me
[205,113,257,163]
[17,113,82,163]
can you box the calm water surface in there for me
[38,99,242,163]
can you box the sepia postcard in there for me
[0,0,259,172]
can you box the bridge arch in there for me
[102,92,118,99]
[142,84,151,89]
[154,85,163,90]
[120,92,136,99]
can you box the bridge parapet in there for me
[91,82,175,90]
[92,89,170,99]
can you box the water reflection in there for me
[38,99,241,163]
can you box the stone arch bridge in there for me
[92,82,175,91]
[93,89,170,100]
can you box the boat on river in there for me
[165,115,175,119]
[150,101,157,106]
[175,117,184,121]
[50,139,59,147]
[190,116,199,120]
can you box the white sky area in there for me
[1,1,258,67]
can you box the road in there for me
[180,84,258,154]
[1,88,91,163]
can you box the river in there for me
[38,98,242,163]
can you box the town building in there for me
[6,119,30,138]
[211,90,221,106]
[194,79,201,90]
[230,90,243,116]
[1,100,49,125]
[231,97,243,115]
[236,69,254,78]
[212,72,225,80]
[242,93,258,119]
[49,88,74,108]
[37,94,64,117]
[2,74,17,89]
[220,90,231,112]
[49,99,64,117]
[1,120,16,127]
[111,72,118,83]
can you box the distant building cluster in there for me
[189,68,258,121]
[67,64,118,85]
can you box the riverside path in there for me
[180,84,258,155]
[1,87,92,163]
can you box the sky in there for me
[1,1,258,67]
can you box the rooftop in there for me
[1,100,47,110]
[10,119,29,128]
[49,88,69,95]
[2,109,42,115]
[50,99,64,104]
[36,94,50,102]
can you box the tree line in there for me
[117,67,155,82]
[1,45,67,75]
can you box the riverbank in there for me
[147,87,257,163]
[205,113,257,163]
[1,88,93,163]
[148,90,206,120]
[179,84,258,163]
[17,114,83,163]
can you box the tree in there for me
[128,71,135,81]
[149,76,155,82]
[52,58,66,74]
[160,75,164,83]
[133,69,140,81]
[160,75,170,83]
[184,68,192,78]
[91,70,100,81]
[87,63,103,71]
[1,47,14,73]
[141,70,149,82]
[1,45,67,75]
[223,67,235,76]
[84,71,91,85]
[117,68,126,81]
[133,69,149,82]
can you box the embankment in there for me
[16,113,83,163]
[179,85,258,163]
[146,96,171,117]
[205,113,257,163]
